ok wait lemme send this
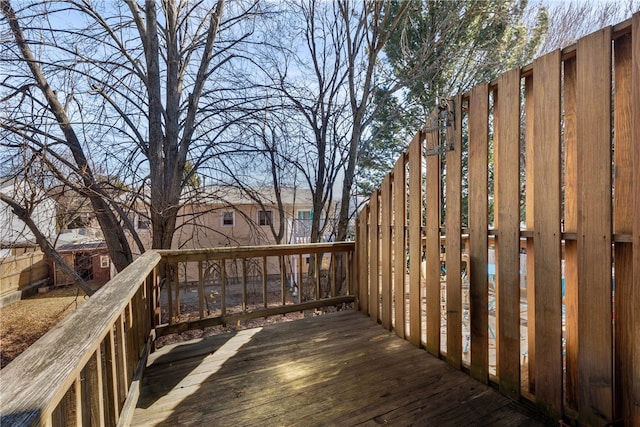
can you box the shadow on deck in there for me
[132,311,553,426]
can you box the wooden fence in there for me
[0,251,48,296]
[355,14,639,426]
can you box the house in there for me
[50,228,113,287]
[126,185,323,253]
[0,179,56,305]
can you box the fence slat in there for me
[468,83,489,383]
[495,68,522,400]
[369,190,380,322]
[425,111,441,356]
[576,27,613,425]
[523,74,536,395]
[532,50,563,417]
[357,209,369,313]
[393,154,406,339]
[632,14,640,427]
[408,132,423,347]
[381,175,393,330]
[563,56,579,410]
[445,94,463,369]
[613,21,640,425]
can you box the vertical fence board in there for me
[381,175,393,330]
[408,132,423,347]
[532,50,563,417]
[262,257,268,308]
[369,191,380,322]
[198,261,205,318]
[576,27,613,425]
[563,56,579,410]
[632,14,640,426]
[614,17,640,425]
[393,155,407,339]
[495,68,522,400]
[425,113,442,356]
[105,328,119,425]
[468,83,490,383]
[524,74,536,395]
[357,209,369,313]
[221,260,227,316]
[446,94,463,369]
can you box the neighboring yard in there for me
[0,286,91,368]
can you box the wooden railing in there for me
[355,14,639,427]
[0,242,355,426]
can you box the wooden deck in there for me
[132,311,552,426]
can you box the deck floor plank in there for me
[132,311,552,426]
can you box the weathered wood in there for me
[631,15,640,426]
[468,83,489,383]
[425,111,441,356]
[357,209,369,313]
[262,257,267,308]
[104,328,120,425]
[0,250,160,426]
[369,191,380,322]
[494,68,522,400]
[393,154,406,339]
[380,174,393,330]
[281,255,286,305]
[613,19,640,425]
[160,242,355,263]
[155,296,356,337]
[81,351,105,426]
[532,50,563,417]
[221,260,227,316]
[132,311,549,427]
[408,132,423,347]
[563,56,579,410]
[524,74,536,394]
[576,27,613,425]
[242,258,247,311]
[445,94,463,369]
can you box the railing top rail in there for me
[159,241,355,262]
[0,250,161,426]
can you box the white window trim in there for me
[100,255,110,269]
[221,211,235,227]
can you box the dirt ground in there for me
[0,286,92,368]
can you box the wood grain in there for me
[445,95,463,369]
[393,154,407,339]
[495,68,522,400]
[425,111,442,356]
[408,132,423,347]
[369,190,380,323]
[576,27,613,426]
[532,50,563,417]
[468,83,489,383]
[131,311,549,427]
[613,17,640,425]
[562,56,579,410]
[381,174,393,330]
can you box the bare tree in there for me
[536,0,639,55]
[1,0,264,270]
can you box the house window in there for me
[100,255,110,269]
[258,210,273,226]
[222,211,235,227]
[297,210,313,220]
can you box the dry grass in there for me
[0,286,91,369]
